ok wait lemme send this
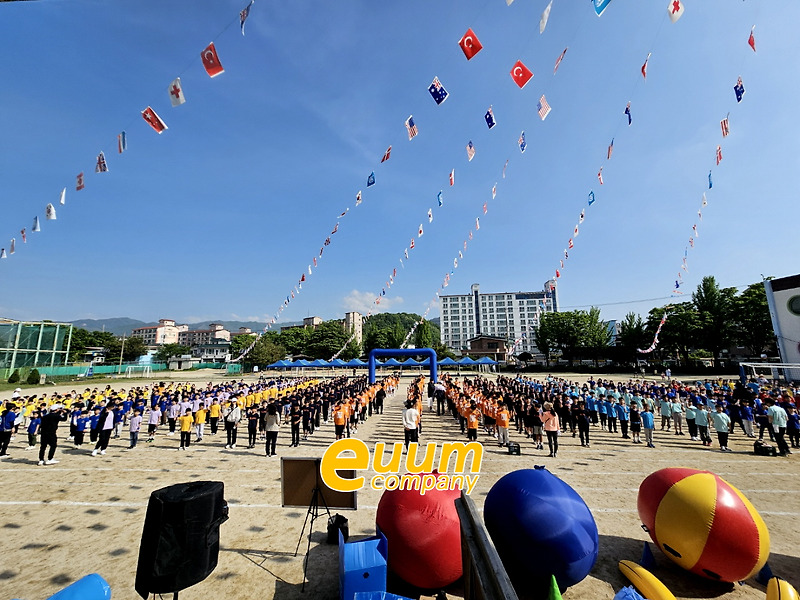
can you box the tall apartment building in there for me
[178,323,231,347]
[131,319,188,346]
[439,282,558,354]
[343,311,363,346]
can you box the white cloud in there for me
[341,290,404,314]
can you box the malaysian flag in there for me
[96,151,109,173]
[720,116,730,137]
[466,140,475,161]
[518,131,526,153]
[405,115,418,140]
[553,47,568,74]
[537,95,551,120]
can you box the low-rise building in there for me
[131,319,188,346]
[178,323,230,347]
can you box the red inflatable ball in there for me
[638,467,770,583]
[375,473,462,589]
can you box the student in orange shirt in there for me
[466,401,481,441]
[542,403,561,458]
[332,402,347,440]
[496,401,511,447]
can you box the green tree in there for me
[536,311,588,366]
[617,312,649,364]
[414,320,434,349]
[26,368,41,385]
[67,327,94,362]
[105,336,148,364]
[583,306,611,365]
[692,275,737,359]
[645,303,698,364]
[277,327,311,356]
[155,343,191,362]
[241,335,286,368]
[734,282,776,356]
[8,370,20,384]
[306,320,351,359]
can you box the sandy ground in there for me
[0,372,798,600]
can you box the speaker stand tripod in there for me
[294,485,331,592]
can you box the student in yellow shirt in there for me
[178,411,194,450]
[194,405,207,442]
[208,400,221,435]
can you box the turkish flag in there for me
[510,60,533,89]
[142,106,168,133]
[201,42,225,77]
[458,28,483,60]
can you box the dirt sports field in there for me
[0,372,798,600]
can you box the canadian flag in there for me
[201,42,224,77]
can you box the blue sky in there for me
[1,0,798,326]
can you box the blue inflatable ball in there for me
[484,467,599,593]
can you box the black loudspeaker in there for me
[135,481,229,599]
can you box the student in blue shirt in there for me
[641,405,655,448]
[0,404,18,458]
[26,411,41,450]
[787,406,799,449]
[616,400,630,439]
[606,398,618,433]
[740,400,755,438]
[597,395,608,430]
[88,407,102,444]
[74,411,90,448]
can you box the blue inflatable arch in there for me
[368,348,437,384]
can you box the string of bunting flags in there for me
[1,1,258,262]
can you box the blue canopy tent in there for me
[457,357,477,370]
[309,359,330,367]
[382,358,403,366]
[293,359,311,367]
[419,357,431,366]
[267,359,292,368]
[400,358,420,366]
[475,356,498,365]
[345,358,366,367]
[329,358,347,367]
[438,357,458,365]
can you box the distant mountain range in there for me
[69,317,302,337]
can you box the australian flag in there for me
[734,77,745,103]
[484,107,496,129]
[428,77,449,105]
